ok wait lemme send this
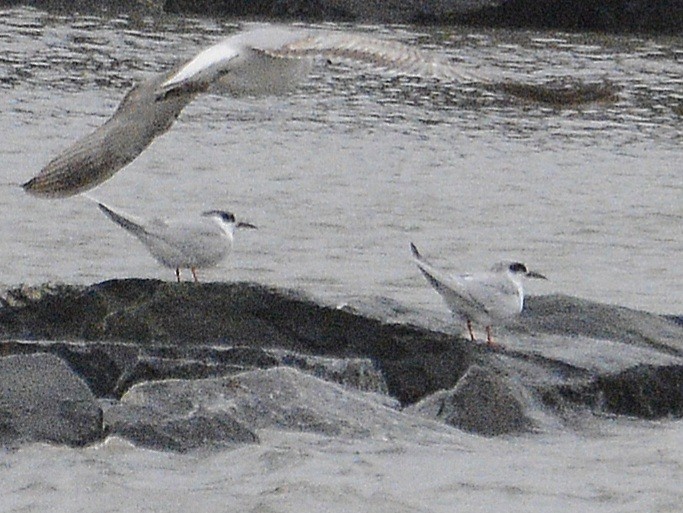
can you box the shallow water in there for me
[0,7,681,316]
[1,420,682,513]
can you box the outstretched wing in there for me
[22,26,478,199]
[158,26,477,96]
[23,26,616,199]
[23,71,198,198]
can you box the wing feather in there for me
[410,243,489,321]
[23,26,615,199]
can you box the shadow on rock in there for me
[0,280,479,404]
[1,279,682,450]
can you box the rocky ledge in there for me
[1,279,681,451]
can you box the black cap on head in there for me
[202,210,236,223]
[508,262,528,274]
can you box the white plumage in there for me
[98,203,256,282]
[410,242,547,346]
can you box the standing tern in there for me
[410,243,547,346]
[22,25,613,199]
[98,203,256,282]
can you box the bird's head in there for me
[202,210,257,234]
[491,261,547,280]
[505,262,547,280]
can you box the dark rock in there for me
[0,338,389,401]
[0,353,102,446]
[104,402,258,452]
[0,283,106,340]
[112,346,388,397]
[97,281,301,347]
[112,367,448,444]
[544,364,683,421]
[0,340,139,398]
[455,0,683,35]
[2,280,683,438]
[0,280,475,404]
[268,349,388,394]
[113,356,249,397]
[191,346,281,368]
[666,315,683,327]
[597,364,683,418]
[520,295,683,355]
[407,365,535,436]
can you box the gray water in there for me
[1,7,681,314]
[0,7,682,512]
[1,421,682,513]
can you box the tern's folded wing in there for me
[463,272,523,319]
[97,203,152,239]
[410,243,485,316]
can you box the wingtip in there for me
[21,179,33,193]
[410,242,420,259]
[22,167,99,199]
[97,202,113,215]
[22,177,46,197]
[21,178,69,199]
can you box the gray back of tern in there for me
[98,203,256,282]
[410,243,546,346]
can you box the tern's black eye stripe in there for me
[509,262,528,274]
[220,212,236,223]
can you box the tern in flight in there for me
[98,203,256,282]
[22,25,612,198]
[410,243,547,346]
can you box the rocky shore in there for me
[1,0,682,34]
[1,279,681,451]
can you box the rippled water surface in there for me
[1,420,683,513]
[1,7,682,513]
[1,7,681,315]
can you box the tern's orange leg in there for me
[485,326,500,348]
[466,319,476,342]
[175,268,181,283]
[191,267,199,283]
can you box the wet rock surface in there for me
[0,353,102,447]
[406,365,536,436]
[1,279,681,450]
[98,365,446,452]
[103,401,259,452]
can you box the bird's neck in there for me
[212,219,235,239]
